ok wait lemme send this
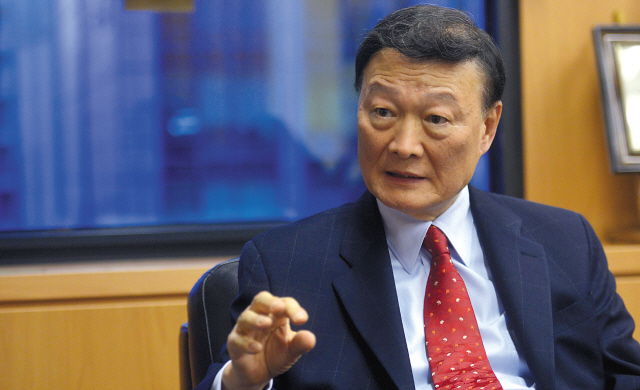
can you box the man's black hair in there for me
[354,4,505,110]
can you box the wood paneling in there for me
[0,259,218,302]
[0,299,185,389]
[520,0,640,240]
[0,258,224,390]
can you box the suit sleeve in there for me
[584,215,640,388]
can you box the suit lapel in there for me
[469,187,555,390]
[333,192,415,390]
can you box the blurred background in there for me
[0,0,492,234]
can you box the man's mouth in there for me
[386,171,424,179]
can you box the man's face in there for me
[357,49,502,221]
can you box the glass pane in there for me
[614,41,640,154]
[0,0,488,232]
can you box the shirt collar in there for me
[377,186,474,273]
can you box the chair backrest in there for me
[179,323,192,390]
[185,257,240,388]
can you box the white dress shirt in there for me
[213,186,536,390]
[378,186,535,389]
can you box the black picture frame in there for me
[594,25,640,172]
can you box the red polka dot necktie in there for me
[423,225,502,390]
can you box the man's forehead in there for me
[360,51,485,101]
[367,49,480,76]
[366,81,460,104]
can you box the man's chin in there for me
[375,194,454,221]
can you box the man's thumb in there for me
[288,330,316,359]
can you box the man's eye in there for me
[428,115,448,124]
[374,108,393,117]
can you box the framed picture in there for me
[594,26,640,172]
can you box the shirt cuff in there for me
[211,361,230,390]
[211,361,274,390]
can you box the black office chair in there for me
[180,258,240,390]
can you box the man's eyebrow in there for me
[366,82,400,97]
[425,91,458,103]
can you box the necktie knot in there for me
[423,225,449,257]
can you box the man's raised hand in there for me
[222,291,316,390]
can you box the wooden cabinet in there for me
[0,258,222,390]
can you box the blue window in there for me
[1,0,489,234]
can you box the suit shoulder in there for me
[471,189,589,233]
[470,189,604,277]
[483,191,578,215]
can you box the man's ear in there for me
[480,101,502,154]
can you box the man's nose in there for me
[388,118,424,158]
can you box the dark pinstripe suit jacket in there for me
[196,187,640,390]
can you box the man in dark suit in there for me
[197,5,640,390]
